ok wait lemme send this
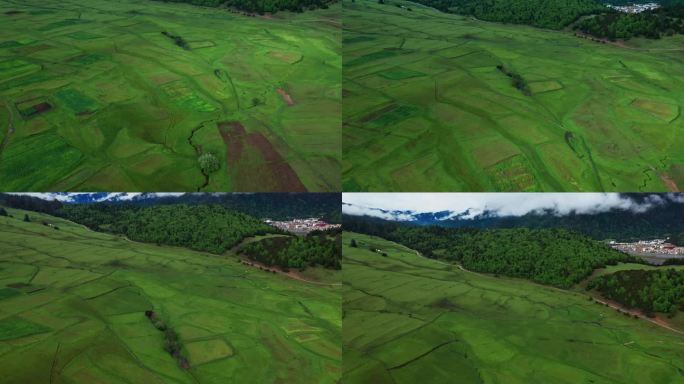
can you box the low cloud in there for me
[342,193,683,220]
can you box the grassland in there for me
[342,1,684,192]
[343,232,684,383]
[0,0,340,191]
[0,208,341,383]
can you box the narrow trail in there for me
[593,298,684,336]
[241,259,342,287]
[0,101,15,162]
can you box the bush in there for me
[198,153,220,174]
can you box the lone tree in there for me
[23,214,30,222]
[350,239,357,248]
[0,208,7,217]
[198,153,220,174]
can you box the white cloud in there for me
[342,193,682,219]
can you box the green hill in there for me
[0,207,341,383]
[342,232,684,383]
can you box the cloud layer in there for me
[342,193,684,220]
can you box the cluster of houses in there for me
[609,239,684,256]
[264,218,341,235]
[606,2,660,14]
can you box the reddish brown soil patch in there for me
[33,102,52,113]
[217,121,307,192]
[660,174,680,192]
[276,88,294,106]
[218,121,246,165]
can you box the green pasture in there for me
[0,208,341,383]
[342,0,684,192]
[343,232,684,383]
[0,0,340,191]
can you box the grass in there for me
[0,207,341,383]
[343,232,684,383]
[342,0,684,192]
[0,0,341,192]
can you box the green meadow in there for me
[342,1,684,192]
[0,208,341,383]
[0,0,340,191]
[343,232,684,383]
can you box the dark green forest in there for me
[58,204,276,254]
[156,193,342,223]
[0,193,341,223]
[407,0,605,29]
[239,232,342,270]
[576,5,684,39]
[344,215,634,288]
[155,0,336,14]
[588,269,684,316]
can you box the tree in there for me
[251,97,262,107]
[23,214,30,222]
[350,238,357,248]
[0,207,7,216]
[198,153,220,174]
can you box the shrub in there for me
[198,153,220,174]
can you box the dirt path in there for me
[575,33,684,52]
[660,174,680,192]
[241,259,341,287]
[593,297,684,335]
[0,101,15,160]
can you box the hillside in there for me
[576,4,684,40]
[408,0,605,29]
[0,193,342,223]
[57,203,276,254]
[0,208,341,383]
[238,231,342,270]
[588,268,684,316]
[344,215,633,288]
[157,0,337,13]
[342,232,684,383]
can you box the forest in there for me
[407,0,605,29]
[155,0,336,13]
[0,193,341,223]
[57,204,276,254]
[239,231,341,270]
[588,269,684,316]
[344,215,635,288]
[575,5,684,39]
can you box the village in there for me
[607,2,660,13]
[264,218,341,235]
[609,239,684,257]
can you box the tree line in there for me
[575,5,684,40]
[407,0,605,29]
[238,232,341,270]
[344,215,635,288]
[155,0,336,14]
[588,269,684,317]
[58,204,276,254]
